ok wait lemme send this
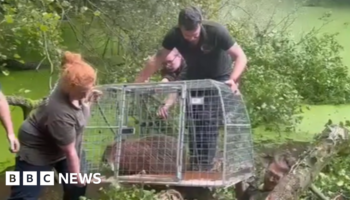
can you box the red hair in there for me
[60,51,96,90]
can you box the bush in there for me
[226,22,350,129]
[313,156,350,199]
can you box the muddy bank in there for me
[0,141,308,199]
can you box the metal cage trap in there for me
[82,79,255,188]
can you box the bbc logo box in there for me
[6,171,55,186]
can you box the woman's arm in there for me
[47,119,80,175]
[60,141,80,175]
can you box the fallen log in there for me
[6,96,45,119]
[266,124,350,200]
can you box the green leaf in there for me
[93,11,101,16]
[1,70,10,76]
[80,6,88,13]
[5,15,14,24]
[336,180,344,186]
[39,25,48,32]
[13,54,20,59]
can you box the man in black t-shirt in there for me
[135,6,248,171]
[135,6,247,88]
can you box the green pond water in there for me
[1,1,350,172]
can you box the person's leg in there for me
[8,156,50,200]
[189,106,217,171]
[195,121,219,170]
[54,159,87,200]
[187,104,200,171]
[195,90,220,171]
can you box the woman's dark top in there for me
[17,85,90,165]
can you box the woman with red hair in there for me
[8,51,101,200]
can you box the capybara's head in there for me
[101,143,116,171]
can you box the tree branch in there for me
[310,184,329,200]
[6,96,45,119]
[266,125,350,200]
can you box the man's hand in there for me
[7,133,20,153]
[157,93,178,119]
[157,105,170,119]
[0,90,17,151]
[135,48,172,83]
[225,79,240,94]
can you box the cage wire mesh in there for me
[82,79,254,187]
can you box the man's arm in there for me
[0,88,14,136]
[135,29,177,83]
[227,44,247,83]
[135,49,171,83]
[217,25,248,82]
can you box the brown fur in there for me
[101,135,187,175]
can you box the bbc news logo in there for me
[5,171,102,186]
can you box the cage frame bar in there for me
[175,84,187,181]
[114,85,127,180]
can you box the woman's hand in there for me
[76,177,86,187]
[86,89,103,105]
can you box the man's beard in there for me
[186,39,199,46]
[189,41,198,46]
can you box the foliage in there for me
[1,0,350,199]
[226,13,350,128]
[79,185,159,200]
[0,0,62,82]
[312,156,350,199]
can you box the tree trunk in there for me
[266,125,350,200]
[6,96,45,119]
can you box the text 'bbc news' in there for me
[5,171,102,186]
